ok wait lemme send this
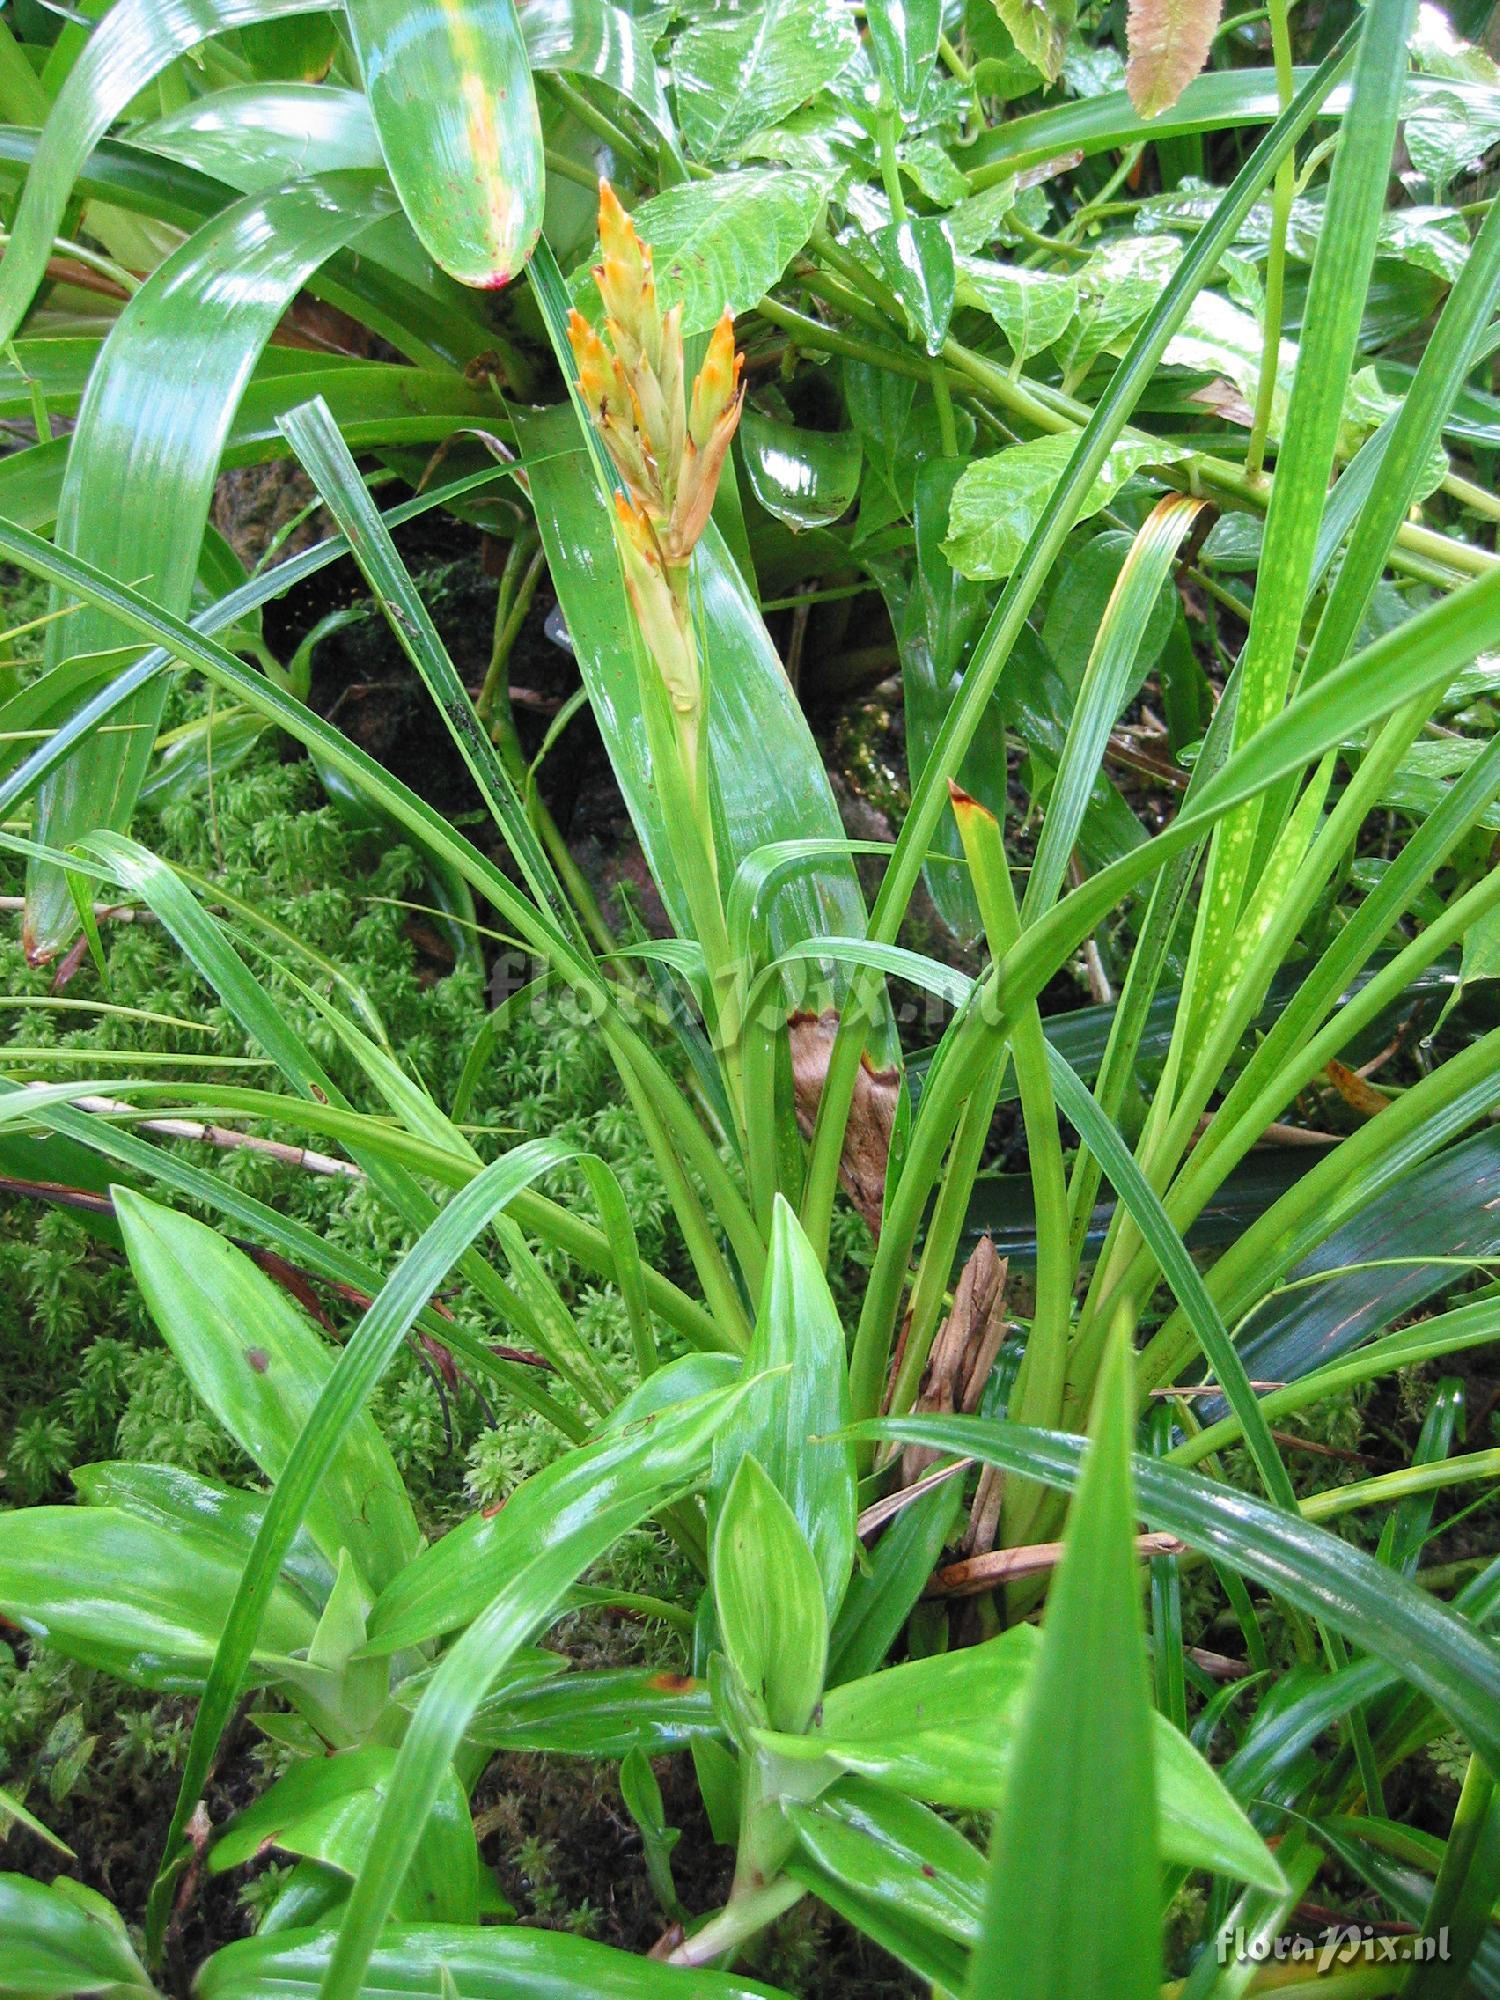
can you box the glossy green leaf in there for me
[958,255,1078,364]
[0,358,497,531]
[1198,0,1420,1001]
[135,82,383,185]
[0,1874,157,1999]
[316,1381,749,2000]
[738,410,862,531]
[763,1626,1280,1887]
[0,531,750,1339]
[1025,497,1202,916]
[520,0,678,156]
[875,216,956,356]
[114,1190,421,1593]
[943,433,1188,581]
[827,1472,964,1686]
[0,0,329,348]
[131,79,499,329]
[1038,525,1179,702]
[143,1133,598,1947]
[364,1382,738,1654]
[1175,1294,1500,1472]
[865,0,941,116]
[198,1925,795,1999]
[965,65,1484,179]
[345,0,543,288]
[619,1745,684,1919]
[574,169,835,338]
[785,1836,967,1992]
[672,0,858,161]
[1222,1131,1500,1401]
[72,1460,335,1610]
[0,1785,73,1860]
[1045,1047,1296,1512]
[832,34,1360,1141]
[861,1414,1500,1778]
[990,0,1075,81]
[240,11,339,78]
[968,1329,1161,1999]
[1145,1025,1500,1396]
[711,1195,856,1620]
[713,1455,829,1733]
[790,1777,985,1945]
[209,1746,478,1925]
[278,396,582,958]
[0,1507,316,1691]
[0,116,503,370]
[460,1666,717,1757]
[24,171,395,962]
[878,459,998,946]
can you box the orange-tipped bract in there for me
[569,182,744,566]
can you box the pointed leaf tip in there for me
[1126,0,1225,116]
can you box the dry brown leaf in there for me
[1126,0,1223,117]
[928,1531,1184,1599]
[892,1237,1010,1486]
[1190,378,1255,427]
[1325,1058,1392,1120]
[788,1009,900,1236]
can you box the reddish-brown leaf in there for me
[1126,0,1223,116]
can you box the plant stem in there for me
[877,101,908,223]
[478,535,542,729]
[480,540,615,954]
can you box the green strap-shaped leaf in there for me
[0,357,500,533]
[712,1196,856,1621]
[0,123,503,369]
[23,171,395,962]
[316,1383,750,2000]
[345,0,544,288]
[114,1191,423,1593]
[518,0,679,157]
[0,1506,318,1691]
[143,1136,585,1951]
[197,1923,794,1999]
[965,65,1498,178]
[967,1328,1161,1999]
[0,1875,158,1999]
[0,0,332,348]
[1192,0,1418,1010]
[363,1370,742,1653]
[74,1460,336,1610]
[206,1745,479,1925]
[857,1413,1500,1779]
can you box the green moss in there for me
[0,573,691,1839]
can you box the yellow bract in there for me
[567,180,744,569]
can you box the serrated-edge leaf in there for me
[1127,0,1225,117]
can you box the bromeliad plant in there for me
[0,0,1499,1995]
